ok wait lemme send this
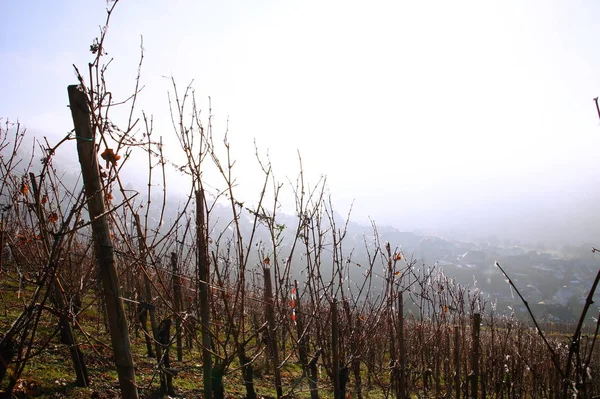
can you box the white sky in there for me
[2,0,600,243]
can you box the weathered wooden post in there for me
[0,216,5,274]
[263,261,283,398]
[158,318,175,397]
[445,327,451,397]
[68,84,138,399]
[196,188,213,399]
[294,280,318,399]
[134,214,160,359]
[398,291,407,399]
[136,302,154,358]
[471,313,481,399]
[171,252,183,361]
[237,341,257,399]
[332,299,341,399]
[352,313,363,399]
[454,325,461,399]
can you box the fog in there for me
[3,1,600,247]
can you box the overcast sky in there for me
[2,1,600,245]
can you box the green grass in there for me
[0,269,470,398]
[1,272,326,398]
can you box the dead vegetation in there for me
[0,2,599,398]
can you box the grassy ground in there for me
[1,272,390,398]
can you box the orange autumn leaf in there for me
[394,253,402,261]
[17,235,27,246]
[41,195,48,204]
[21,183,29,196]
[264,257,271,266]
[394,271,401,276]
[443,305,448,313]
[48,212,59,223]
[100,148,121,168]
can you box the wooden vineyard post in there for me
[171,252,183,361]
[332,299,341,399]
[264,263,283,398]
[294,280,319,399]
[352,314,362,399]
[137,301,155,358]
[398,291,407,399]
[0,216,5,274]
[134,214,161,361]
[445,327,451,397]
[158,318,175,397]
[454,325,461,399]
[68,84,138,399]
[471,313,481,399]
[195,188,213,399]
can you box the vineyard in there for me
[1,3,600,399]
